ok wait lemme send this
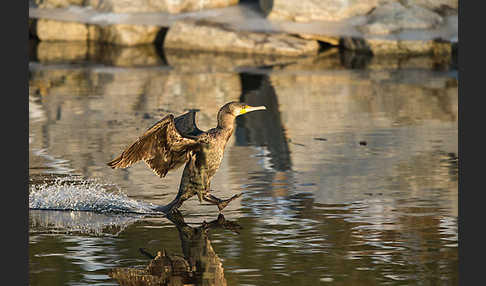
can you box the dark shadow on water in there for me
[339,49,373,69]
[154,27,170,64]
[109,210,240,286]
[237,73,292,172]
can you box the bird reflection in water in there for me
[109,210,241,286]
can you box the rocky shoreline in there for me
[29,0,458,57]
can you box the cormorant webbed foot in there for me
[217,194,242,212]
[203,193,242,212]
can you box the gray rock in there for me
[400,0,458,11]
[86,0,239,14]
[260,0,379,22]
[360,2,443,35]
[163,19,320,56]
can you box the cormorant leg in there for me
[203,193,242,212]
[153,196,183,214]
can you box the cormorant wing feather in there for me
[107,114,202,178]
[174,110,204,138]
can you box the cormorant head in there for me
[220,101,267,118]
[217,102,266,129]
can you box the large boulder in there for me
[259,0,379,22]
[164,19,320,56]
[35,19,89,41]
[89,24,160,46]
[33,19,160,45]
[33,0,84,8]
[359,2,443,35]
[86,0,239,13]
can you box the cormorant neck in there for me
[217,112,236,131]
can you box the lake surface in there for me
[29,41,458,285]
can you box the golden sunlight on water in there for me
[29,43,457,285]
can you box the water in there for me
[29,41,457,285]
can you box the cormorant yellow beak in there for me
[239,105,266,115]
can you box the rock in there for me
[164,19,320,56]
[340,36,453,55]
[259,0,379,22]
[33,0,84,9]
[86,0,239,14]
[33,19,160,45]
[359,2,443,35]
[400,0,458,11]
[164,49,297,73]
[297,34,340,46]
[36,19,89,42]
[90,24,160,46]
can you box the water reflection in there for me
[110,210,240,286]
[237,73,292,172]
[29,41,457,285]
[29,209,143,236]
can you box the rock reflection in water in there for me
[237,73,291,172]
[32,41,165,67]
[109,210,240,286]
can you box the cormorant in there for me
[107,102,266,213]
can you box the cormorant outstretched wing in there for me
[174,109,204,138]
[107,112,205,178]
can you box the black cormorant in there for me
[107,102,266,213]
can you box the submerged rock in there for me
[34,41,164,66]
[36,41,89,62]
[259,0,379,22]
[164,49,298,72]
[164,19,320,56]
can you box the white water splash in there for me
[29,209,144,236]
[29,176,157,214]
